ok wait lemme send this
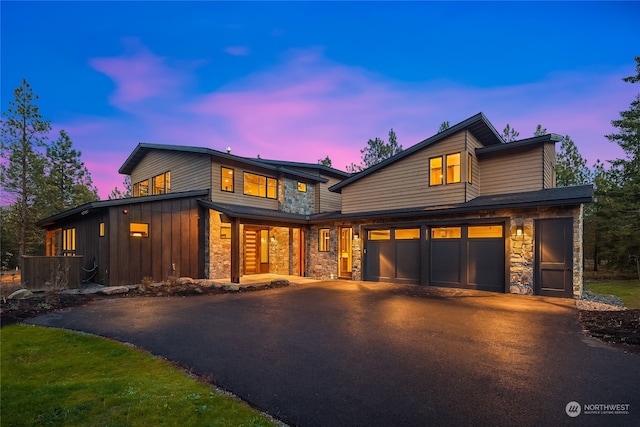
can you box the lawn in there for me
[586,280,640,309]
[1,325,279,427]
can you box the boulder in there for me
[222,284,240,291]
[270,279,290,286]
[7,289,34,300]
[98,286,130,295]
[175,277,195,285]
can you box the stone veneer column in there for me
[509,216,534,295]
[572,205,584,297]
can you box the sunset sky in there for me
[2,1,638,199]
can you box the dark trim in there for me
[475,134,562,156]
[220,166,235,193]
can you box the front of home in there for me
[38,113,593,298]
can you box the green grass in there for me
[586,280,640,309]
[1,325,278,427]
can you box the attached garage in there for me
[364,223,506,292]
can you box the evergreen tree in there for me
[318,156,333,168]
[347,128,403,172]
[43,129,98,215]
[502,124,519,142]
[534,124,547,136]
[555,135,591,186]
[0,79,51,260]
[108,175,133,200]
[438,121,450,133]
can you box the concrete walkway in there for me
[28,281,640,426]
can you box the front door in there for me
[339,227,352,278]
[535,218,573,297]
[244,227,270,274]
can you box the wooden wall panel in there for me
[478,146,544,195]
[319,176,343,213]
[130,150,211,193]
[211,161,279,209]
[543,142,557,189]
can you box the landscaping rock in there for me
[7,289,34,300]
[222,284,240,291]
[175,277,195,285]
[150,282,164,288]
[98,286,130,295]
[270,279,290,286]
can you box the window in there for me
[319,228,330,251]
[130,223,149,237]
[244,172,277,199]
[63,228,76,255]
[99,222,105,237]
[297,182,307,192]
[468,225,503,238]
[368,229,391,240]
[221,167,234,192]
[220,225,231,239]
[133,179,149,197]
[429,157,443,186]
[395,228,420,240]
[152,171,170,195]
[431,227,461,239]
[446,153,461,183]
[467,153,473,184]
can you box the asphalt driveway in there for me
[27,281,640,426]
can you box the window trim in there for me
[429,156,443,186]
[467,153,473,184]
[446,153,461,184]
[243,172,277,199]
[297,181,307,192]
[152,171,170,195]
[130,223,149,238]
[319,228,330,252]
[99,222,105,237]
[133,179,149,197]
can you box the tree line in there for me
[1,79,98,269]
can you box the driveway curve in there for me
[27,281,640,426]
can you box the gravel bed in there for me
[577,290,626,311]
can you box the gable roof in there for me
[118,142,347,183]
[37,190,210,227]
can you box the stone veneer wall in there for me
[269,226,291,275]
[207,210,232,279]
[308,225,339,279]
[280,178,315,215]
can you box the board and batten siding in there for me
[478,146,544,195]
[318,176,342,213]
[543,142,557,189]
[211,161,279,210]
[130,151,211,193]
[341,132,468,214]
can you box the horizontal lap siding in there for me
[466,132,483,201]
[131,151,211,193]
[320,176,342,212]
[478,146,544,195]
[211,161,279,210]
[342,133,467,214]
[544,142,557,189]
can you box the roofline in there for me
[37,190,210,227]
[329,112,503,192]
[198,199,310,225]
[476,134,563,156]
[252,158,351,179]
[118,143,329,183]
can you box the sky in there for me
[2,1,639,200]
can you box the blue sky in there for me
[2,1,639,199]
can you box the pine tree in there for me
[555,135,591,186]
[108,175,133,200]
[438,121,450,133]
[0,79,51,261]
[502,124,519,142]
[347,128,403,172]
[318,156,332,168]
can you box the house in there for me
[38,113,593,298]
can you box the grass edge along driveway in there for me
[0,325,281,427]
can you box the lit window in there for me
[368,230,391,240]
[395,228,420,240]
[319,228,330,251]
[468,225,503,238]
[220,225,231,239]
[221,167,234,192]
[152,171,170,195]
[467,153,473,184]
[429,157,443,186]
[130,223,149,237]
[446,153,461,183]
[431,227,461,239]
[63,228,76,255]
[133,179,149,197]
[244,172,277,199]
[298,182,307,192]
[99,222,105,237]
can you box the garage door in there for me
[364,228,421,284]
[430,225,504,292]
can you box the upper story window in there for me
[244,172,277,199]
[430,152,461,186]
[133,179,149,197]
[297,182,307,192]
[152,171,170,195]
[221,167,234,192]
[467,153,473,184]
